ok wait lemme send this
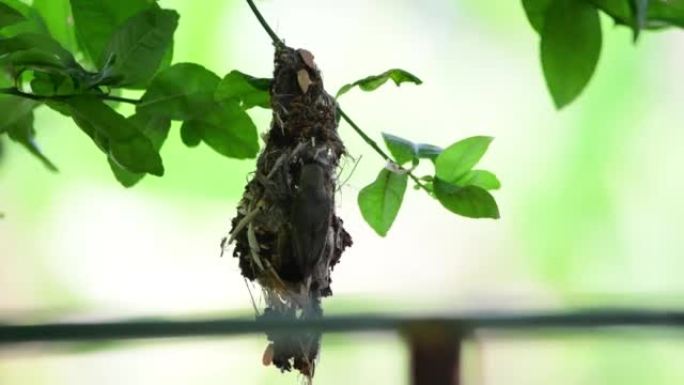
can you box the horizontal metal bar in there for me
[2,310,684,345]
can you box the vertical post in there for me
[408,324,462,385]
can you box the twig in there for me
[243,278,261,316]
[245,0,284,47]
[337,154,362,192]
[337,108,431,193]
[227,206,262,245]
[247,222,265,271]
[0,87,141,105]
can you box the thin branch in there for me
[245,0,284,47]
[337,107,392,161]
[338,108,431,193]
[0,87,141,105]
[2,310,684,344]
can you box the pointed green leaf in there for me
[6,111,57,171]
[0,49,68,71]
[137,63,221,120]
[541,0,602,109]
[336,68,422,98]
[69,114,109,152]
[65,96,164,176]
[589,0,654,32]
[0,1,47,37]
[31,0,78,52]
[69,0,154,66]
[0,33,77,68]
[108,113,170,187]
[183,101,259,159]
[100,8,179,87]
[416,143,442,162]
[631,0,650,39]
[129,113,170,150]
[645,0,684,28]
[455,170,501,190]
[592,0,684,30]
[435,136,493,183]
[434,178,499,219]
[522,0,553,34]
[358,167,408,236]
[0,2,25,29]
[215,70,270,109]
[589,0,632,25]
[381,132,417,165]
[0,94,36,132]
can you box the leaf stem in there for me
[0,87,141,105]
[337,108,431,193]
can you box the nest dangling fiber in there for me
[223,44,352,378]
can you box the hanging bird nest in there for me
[223,44,352,379]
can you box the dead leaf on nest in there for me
[297,69,312,94]
[262,343,274,366]
[298,49,317,69]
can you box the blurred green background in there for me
[2,0,684,384]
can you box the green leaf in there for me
[30,71,77,96]
[0,49,68,72]
[6,111,57,171]
[589,0,654,28]
[382,132,417,165]
[594,0,684,29]
[108,113,170,187]
[0,1,47,37]
[631,0,650,38]
[416,175,434,192]
[541,0,602,109]
[589,0,630,23]
[158,39,173,71]
[433,178,499,219]
[358,168,408,236]
[0,94,37,132]
[180,120,202,147]
[70,114,108,151]
[31,0,78,52]
[435,136,493,183]
[336,68,422,98]
[416,143,442,162]
[522,0,553,34]
[183,101,259,159]
[137,63,221,120]
[455,170,501,190]
[129,112,170,149]
[100,7,179,87]
[215,70,270,109]
[69,0,154,65]
[0,32,77,68]
[30,74,55,96]
[648,0,684,28]
[65,96,164,175]
[0,2,24,29]
[526,0,680,37]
